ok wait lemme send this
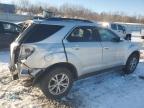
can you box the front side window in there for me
[16,24,63,43]
[67,26,99,42]
[98,28,119,42]
[111,24,117,30]
[118,25,124,31]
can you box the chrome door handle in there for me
[75,47,79,50]
[104,47,109,50]
[72,45,80,50]
[73,47,79,50]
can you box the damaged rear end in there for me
[9,20,65,81]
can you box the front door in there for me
[98,28,125,68]
[64,26,103,75]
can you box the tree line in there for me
[13,0,144,23]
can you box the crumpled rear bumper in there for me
[9,63,32,80]
[9,62,42,81]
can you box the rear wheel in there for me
[39,67,73,100]
[124,53,139,74]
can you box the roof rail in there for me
[47,17,93,23]
[33,17,93,23]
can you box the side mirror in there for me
[125,34,131,41]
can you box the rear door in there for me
[98,28,125,68]
[64,26,103,75]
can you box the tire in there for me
[39,67,73,100]
[124,53,139,74]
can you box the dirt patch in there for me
[0,64,72,108]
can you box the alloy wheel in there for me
[48,73,69,95]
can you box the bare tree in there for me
[13,2,144,23]
[18,0,30,8]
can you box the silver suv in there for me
[9,18,140,99]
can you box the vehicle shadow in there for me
[66,63,144,108]
[66,70,123,108]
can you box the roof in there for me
[32,17,97,26]
[33,17,93,23]
[46,17,93,23]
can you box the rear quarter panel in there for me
[21,43,67,69]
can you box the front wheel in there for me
[39,67,73,100]
[124,53,139,74]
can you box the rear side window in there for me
[67,26,100,42]
[18,24,63,43]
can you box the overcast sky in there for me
[1,0,144,16]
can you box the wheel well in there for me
[124,51,140,68]
[33,62,78,85]
[129,51,140,59]
[47,63,78,80]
